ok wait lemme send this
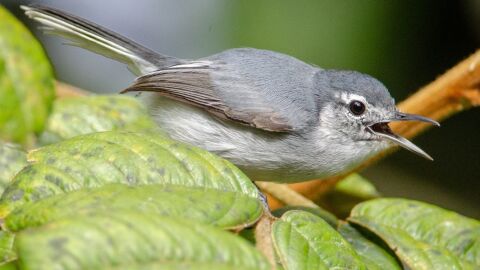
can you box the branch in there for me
[254,213,278,269]
[55,81,89,98]
[256,181,319,208]
[390,50,480,137]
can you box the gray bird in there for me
[22,5,439,183]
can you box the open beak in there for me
[367,112,440,161]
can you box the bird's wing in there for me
[123,52,319,132]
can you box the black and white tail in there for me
[22,5,183,75]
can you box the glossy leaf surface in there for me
[14,211,270,270]
[272,210,367,270]
[338,222,401,270]
[0,131,260,216]
[5,183,262,231]
[349,198,480,270]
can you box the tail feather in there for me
[22,4,182,75]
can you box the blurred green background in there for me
[2,0,479,217]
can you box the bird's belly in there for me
[140,95,328,182]
[145,95,255,154]
[142,93,358,183]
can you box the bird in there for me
[22,5,439,183]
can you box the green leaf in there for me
[337,222,401,270]
[0,131,260,217]
[348,198,480,269]
[39,95,160,145]
[5,183,262,231]
[0,5,55,145]
[272,206,338,228]
[13,211,270,270]
[323,174,380,217]
[0,143,26,195]
[272,210,367,270]
[0,231,15,264]
[334,174,380,199]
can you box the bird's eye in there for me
[349,100,366,116]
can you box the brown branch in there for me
[390,50,480,137]
[55,81,89,98]
[256,181,319,208]
[254,213,278,269]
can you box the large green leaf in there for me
[0,5,55,145]
[0,131,260,216]
[5,183,262,231]
[337,222,401,270]
[0,143,26,195]
[348,198,480,269]
[39,95,160,145]
[12,211,270,270]
[272,210,367,270]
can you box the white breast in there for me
[139,94,382,183]
[140,94,318,181]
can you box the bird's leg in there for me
[253,181,271,212]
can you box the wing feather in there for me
[123,49,319,132]
[122,64,294,131]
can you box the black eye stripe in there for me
[349,100,366,116]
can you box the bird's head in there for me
[314,70,439,160]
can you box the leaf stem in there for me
[254,213,278,270]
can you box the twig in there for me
[256,182,318,208]
[254,213,278,270]
[55,81,89,98]
[390,49,480,137]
